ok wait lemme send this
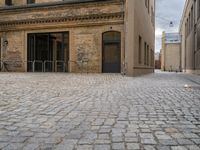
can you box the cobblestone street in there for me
[0,72,200,150]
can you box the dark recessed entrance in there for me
[102,31,121,73]
[27,32,69,72]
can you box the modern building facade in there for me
[161,32,181,72]
[0,0,155,76]
[179,0,200,75]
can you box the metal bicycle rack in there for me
[55,60,66,72]
[33,60,44,72]
[27,61,34,72]
[44,60,54,72]
[0,60,89,73]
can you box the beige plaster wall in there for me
[133,0,155,76]
[164,43,181,71]
[179,0,200,74]
[125,0,155,76]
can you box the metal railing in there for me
[0,60,89,73]
[55,60,66,73]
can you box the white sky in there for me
[155,0,186,52]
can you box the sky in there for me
[155,0,186,52]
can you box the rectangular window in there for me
[27,0,35,4]
[0,37,1,62]
[199,0,200,18]
[138,36,142,64]
[144,42,147,65]
[187,19,189,36]
[5,0,12,6]
[194,1,196,23]
[197,27,200,51]
[145,0,150,13]
[189,13,191,32]
[145,0,148,8]
[147,45,149,66]
[27,32,69,72]
[191,6,194,29]
[151,7,155,26]
[151,49,154,67]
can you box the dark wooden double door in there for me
[102,32,121,73]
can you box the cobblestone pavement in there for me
[0,72,200,150]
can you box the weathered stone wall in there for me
[0,1,123,33]
[0,1,124,73]
[70,25,124,73]
[165,43,181,72]
[35,0,62,3]
[22,24,124,73]
[1,31,25,71]
[0,1,4,7]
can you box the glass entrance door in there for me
[27,32,69,72]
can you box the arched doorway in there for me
[102,31,121,73]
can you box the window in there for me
[185,23,187,38]
[199,0,200,18]
[145,0,148,8]
[147,45,149,66]
[0,37,1,62]
[194,1,196,23]
[138,36,142,64]
[5,0,12,6]
[151,49,154,67]
[186,19,189,36]
[191,6,194,29]
[145,0,150,14]
[27,0,35,4]
[27,32,69,72]
[151,7,155,26]
[144,42,147,65]
[189,13,191,32]
[197,27,200,51]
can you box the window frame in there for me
[5,0,12,6]
[27,0,35,4]
[144,42,147,65]
[147,45,149,66]
[138,36,142,64]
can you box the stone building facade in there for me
[180,0,200,75]
[0,0,155,76]
[161,32,181,72]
